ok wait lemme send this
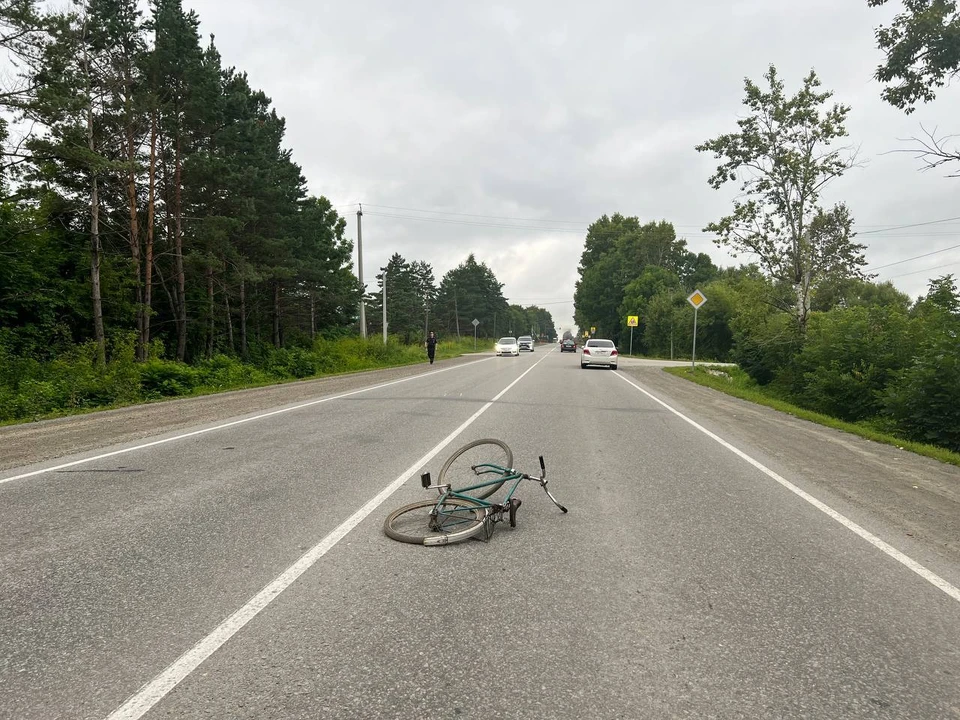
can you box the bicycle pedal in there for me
[508,498,522,527]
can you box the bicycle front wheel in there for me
[384,498,487,545]
[437,438,513,500]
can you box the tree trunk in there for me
[795,271,812,334]
[239,277,247,358]
[158,130,178,353]
[126,135,143,361]
[273,281,282,348]
[174,133,186,361]
[89,172,106,367]
[310,292,316,340]
[143,113,157,359]
[83,43,105,367]
[155,262,178,330]
[206,265,214,358]
[119,50,143,362]
[225,278,234,351]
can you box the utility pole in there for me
[382,270,387,344]
[357,204,366,339]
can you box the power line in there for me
[363,203,588,224]
[868,242,960,271]
[858,215,960,235]
[364,211,586,233]
[886,260,960,280]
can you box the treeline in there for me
[574,211,960,450]
[0,0,361,366]
[365,253,556,344]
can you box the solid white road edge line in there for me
[613,371,960,604]
[1,358,493,486]
[103,353,551,720]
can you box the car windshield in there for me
[498,338,515,344]
[587,340,615,348]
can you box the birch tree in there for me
[696,65,868,333]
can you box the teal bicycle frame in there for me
[420,456,567,541]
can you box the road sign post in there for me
[686,290,707,370]
[472,318,479,351]
[626,315,638,356]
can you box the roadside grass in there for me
[0,336,484,427]
[664,364,960,468]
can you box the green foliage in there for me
[869,0,960,113]
[368,253,434,343]
[732,313,802,388]
[428,253,551,341]
[881,276,960,450]
[574,214,717,346]
[2,0,364,366]
[712,269,799,385]
[915,274,960,315]
[884,329,960,451]
[812,277,912,312]
[140,358,200,396]
[791,306,916,421]
[0,333,142,421]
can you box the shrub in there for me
[884,330,960,451]
[792,306,915,421]
[730,314,801,386]
[139,359,201,397]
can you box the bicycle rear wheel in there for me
[437,438,513,500]
[384,498,487,545]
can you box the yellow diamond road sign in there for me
[590,326,596,333]
[627,315,639,327]
[687,290,707,309]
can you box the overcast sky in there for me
[184,0,960,334]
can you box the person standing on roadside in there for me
[425,330,437,365]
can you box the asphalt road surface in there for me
[2,348,960,719]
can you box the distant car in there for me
[494,337,519,356]
[560,338,577,352]
[580,338,618,369]
[517,335,534,352]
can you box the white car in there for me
[580,338,619,369]
[494,337,519,356]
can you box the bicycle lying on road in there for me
[383,438,568,546]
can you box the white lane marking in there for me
[104,353,551,720]
[1,359,493,486]
[613,371,960,604]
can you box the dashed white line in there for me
[614,370,960,604]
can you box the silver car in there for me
[517,335,534,352]
[580,338,619,369]
[494,337,519,356]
